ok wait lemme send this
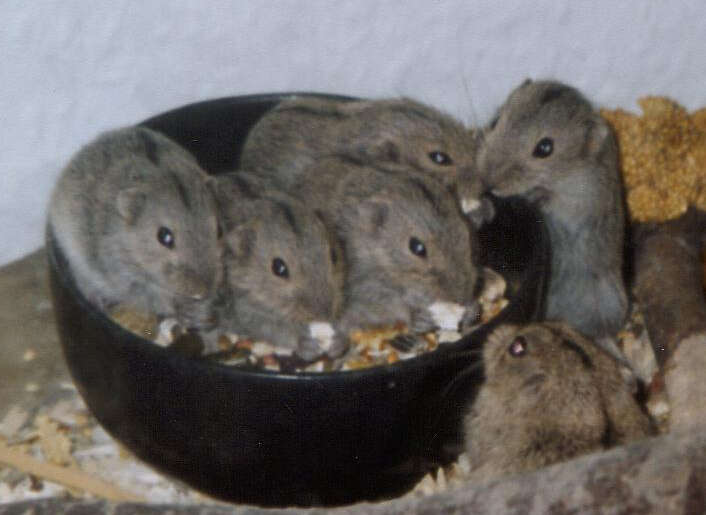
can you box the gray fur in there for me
[282,158,481,338]
[239,96,481,203]
[48,126,223,329]
[464,322,654,481]
[213,173,345,360]
[475,79,627,339]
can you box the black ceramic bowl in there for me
[47,93,549,507]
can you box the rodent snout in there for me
[169,266,214,300]
[487,163,525,194]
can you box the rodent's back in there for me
[464,323,653,480]
[240,96,478,191]
[239,96,341,183]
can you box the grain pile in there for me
[110,267,508,373]
[601,98,706,222]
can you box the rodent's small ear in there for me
[372,140,401,163]
[225,224,255,259]
[136,128,160,166]
[203,175,221,199]
[117,188,147,225]
[586,115,613,158]
[204,176,228,212]
[521,78,533,88]
[357,198,390,235]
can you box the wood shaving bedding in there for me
[0,393,218,504]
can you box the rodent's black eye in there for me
[271,257,289,279]
[508,336,527,357]
[330,247,338,265]
[408,237,427,258]
[157,227,175,249]
[428,151,453,166]
[532,137,554,158]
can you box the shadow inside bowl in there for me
[47,93,549,507]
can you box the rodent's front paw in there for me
[308,321,336,350]
[460,197,482,215]
[296,337,326,362]
[462,196,496,227]
[459,302,482,334]
[427,301,467,332]
[327,332,350,359]
[296,321,339,361]
[310,322,349,359]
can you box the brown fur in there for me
[464,322,654,481]
[239,96,481,210]
[279,157,481,338]
[213,172,345,360]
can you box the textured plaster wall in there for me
[2,0,706,265]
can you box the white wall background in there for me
[2,0,706,265]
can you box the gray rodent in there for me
[474,79,627,340]
[463,322,654,481]
[48,126,223,330]
[282,157,482,343]
[212,172,345,361]
[239,96,481,204]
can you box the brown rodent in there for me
[474,79,627,340]
[212,172,345,361]
[463,322,654,481]
[239,96,481,206]
[283,157,482,343]
[47,126,223,330]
